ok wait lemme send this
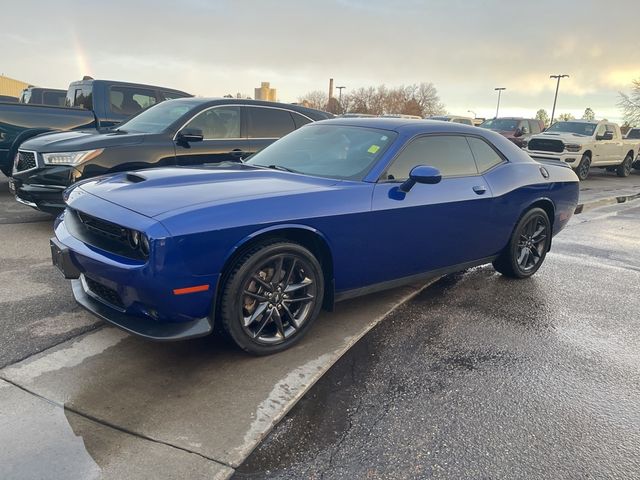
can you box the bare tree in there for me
[582,107,595,120]
[535,109,550,128]
[618,79,640,126]
[298,90,328,111]
[557,113,575,122]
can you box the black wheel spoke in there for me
[253,308,274,338]
[272,308,286,339]
[273,256,285,285]
[252,275,272,291]
[284,258,298,286]
[281,304,298,329]
[243,290,268,301]
[284,278,313,294]
[244,301,268,327]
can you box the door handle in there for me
[473,185,487,195]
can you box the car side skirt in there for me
[334,256,498,302]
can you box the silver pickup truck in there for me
[524,120,640,180]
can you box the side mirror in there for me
[176,128,204,144]
[399,165,442,193]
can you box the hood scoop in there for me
[126,172,147,183]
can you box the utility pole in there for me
[467,110,476,118]
[336,86,345,114]
[549,74,569,126]
[494,87,506,118]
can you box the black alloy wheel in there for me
[493,208,551,279]
[616,153,633,177]
[576,153,591,181]
[220,241,324,355]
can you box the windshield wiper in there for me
[266,164,301,174]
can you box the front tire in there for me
[576,153,591,181]
[493,208,551,279]
[616,153,633,177]
[219,241,324,355]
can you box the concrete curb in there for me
[574,191,640,214]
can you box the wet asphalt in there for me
[236,201,640,479]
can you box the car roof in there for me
[314,117,482,135]
[164,97,332,117]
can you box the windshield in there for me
[245,124,397,181]
[546,121,597,136]
[480,118,519,131]
[626,128,640,139]
[116,99,194,133]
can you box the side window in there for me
[606,124,616,136]
[385,135,478,181]
[184,106,241,139]
[109,87,157,116]
[466,136,504,173]
[73,87,93,110]
[519,120,530,134]
[247,107,296,138]
[596,124,606,138]
[43,91,66,107]
[160,91,185,101]
[529,120,541,134]
[291,112,313,129]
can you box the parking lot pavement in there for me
[577,168,640,208]
[236,201,640,479]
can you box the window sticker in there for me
[368,145,380,154]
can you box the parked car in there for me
[11,98,333,213]
[480,117,544,148]
[525,120,640,180]
[382,114,423,119]
[19,87,67,107]
[429,115,475,126]
[0,78,191,177]
[0,95,18,103]
[50,118,579,355]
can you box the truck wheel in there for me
[576,153,591,181]
[616,153,633,177]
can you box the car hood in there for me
[76,165,341,217]
[20,130,146,152]
[531,132,591,143]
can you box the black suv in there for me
[11,98,332,213]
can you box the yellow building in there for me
[254,82,277,102]
[0,75,30,99]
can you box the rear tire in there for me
[219,241,324,355]
[616,153,633,177]
[576,153,591,181]
[493,208,551,279]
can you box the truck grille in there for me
[528,138,564,153]
[84,276,125,310]
[15,151,37,172]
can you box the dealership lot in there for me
[0,170,639,478]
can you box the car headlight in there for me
[42,149,104,166]
[565,144,582,152]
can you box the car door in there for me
[367,134,496,286]
[174,105,249,165]
[605,123,623,164]
[246,106,298,156]
[592,123,608,165]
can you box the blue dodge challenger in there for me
[51,118,579,354]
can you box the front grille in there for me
[84,276,125,309]
[528,138,564,153]
[66,208,147,261]
[15,151,37,171]
[76,211,127,240]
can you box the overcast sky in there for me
[2,0,638,121]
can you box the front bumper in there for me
[526,151,580,168]
[52,210,218,341]
[71,277,213,341]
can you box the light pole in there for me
[494,87,506,118]
[549,74,569,125]
[467,110,476,118]
[336,86,345,114]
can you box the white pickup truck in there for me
[524,120,640,180]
